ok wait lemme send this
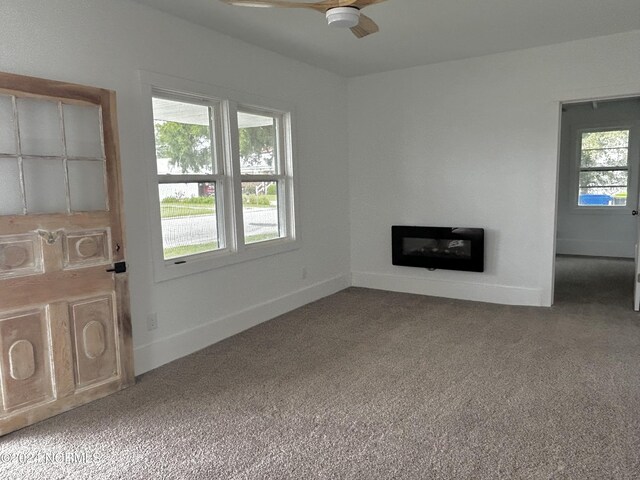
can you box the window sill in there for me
[153,237,300,283]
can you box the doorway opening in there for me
[554,97,640,308]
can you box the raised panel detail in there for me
[69,296,118,388]
[0,234,43,279]
[4,246,27,268]
[0,310,52,412]
[63,230,110,269]
[76,238,98,258]
[82,321,105,359]
[8,340,35,380]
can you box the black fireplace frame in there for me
[392,226,484,272]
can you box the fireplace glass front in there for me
[392,226,484,272]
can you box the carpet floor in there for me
[1,256,640,479]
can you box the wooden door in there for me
[0,72,134,435]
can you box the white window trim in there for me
[138,71,300,282]
[569,122,637,216]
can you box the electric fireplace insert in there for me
[392,226,484,272]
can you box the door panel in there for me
[0,72,133,436]
[0,310,52,412]
[0,234,43,278]
[64,230,110,268]
[69,296,118,388]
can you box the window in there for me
[0,94,107,215]
[577,129,630,207]
[153,96,225,259]
[142,72,297,280]
[238,109,286,245]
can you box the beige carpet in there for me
[2,256,640,479]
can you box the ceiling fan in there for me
[219,0,389,38]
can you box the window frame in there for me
[570,123,636,215]
[152,92,229,258]
[231,105,295,251]
[139,71,299,282]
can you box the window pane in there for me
[68,160,107,212]
[0,95,16,155]
[242,181,280,244]
[582,130,629,150]
[579,170,627,188]
[63,103,104,159]
[18,98,63,157]
[152,98,213,175]
[159,183,219,259]
[579,188,627,206]
[580,130,629,168]
[580,147,628,168]
[238,111,277,175]
[23,158,67,213]
[578,170,627,206]
[0,157,23,215]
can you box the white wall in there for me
[0,0,351,373]
[556,100,640,258]
[348,30,640,307]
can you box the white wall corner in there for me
[133,274,351,375]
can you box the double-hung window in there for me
[577,128,631,207]
[237,108,290,245]
[142,73,297,281]
[153,95,226,259]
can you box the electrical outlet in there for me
[147,313,158,331]
[302,267,308,279]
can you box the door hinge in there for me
[106,261,127,274]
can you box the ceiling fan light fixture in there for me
[325,7,360,29]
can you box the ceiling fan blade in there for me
[350,13,379,38]
[221,0,358,11]
[316,0,359,7]
[351,0,389,8]
[221,0,320,9]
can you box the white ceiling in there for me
[132,0,640,77]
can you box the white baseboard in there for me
[351,271,545,307]
[133,274,351,375]
[555,238,634,258]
